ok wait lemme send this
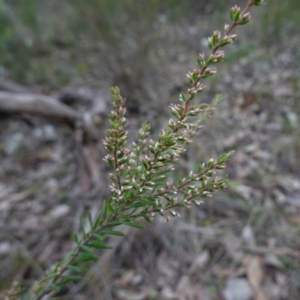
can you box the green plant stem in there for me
[35,218,111,300]
[35,167,215,299]
[27,1,260,299]
[181,1,253,119]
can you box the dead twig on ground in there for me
[241,245,300,258]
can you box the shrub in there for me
[5,1,265,299]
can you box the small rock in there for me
[189,251,210,273]
[272,189,286,204]
[49,204,70,219]
[176,275,190,291]
[0,241,11,255]
[234,185,252,201]
[223,278,253,300]
[244,143,259,154]
[117,290,147,300]
[5,133,24,154]
[242,225,256,247]
[120,270,135,286]
[223,135,238,148]
[33,125,57,143]
[264,253,284,269]
[223,233,244,263]
[282,107,298,128]
[131,273,143,286]
[0,183,15,200]
[44,179,59,195]
[161,286,176,300]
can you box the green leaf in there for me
[93,233,104,241]
[97,200,107,225]
[88,240,112,249]
[141,159,149,169]
[107,221,123,227]
[155,168,171,175]
[230,9,235,22]
[39,272,58,283]
[72,233,79,244]
[179,92,187,103]
[100,229,125,236]
[122,220,144,229]
[106,201,114,213]
[67,265,81,273]
[56,275,82,286]
[226,150,235,159]
[87,211,94,230]
[152,177,167,186]
[49,284,60,292]
[73,253,98,264]
[79,216,86,236]
[143,215,153,223]
[123,189,135,200]
[80,245,92,253]
[125,201,151,209]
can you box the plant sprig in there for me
[6,1,265,299]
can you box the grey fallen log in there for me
[0,92,80,121]
[0,92,107,141]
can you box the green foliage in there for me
[5,1,265,299]
[0,1,39,81]
[260,0,300,43]
[0,0,296,86]
[0,0,212,84]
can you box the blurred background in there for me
[0,0,300,299]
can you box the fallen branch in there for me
[0,92,79,121]
[0,91,107,140]
[241,245,300,258]
[0,91,107,191]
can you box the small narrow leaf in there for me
[87,211,93,230]
[143,215,153,223]
[73,253,98,264]
[49,284,60,292]
[107,221,123,227]
[72,233,79,244]
[39,272,58,283]
[80,245,92,253]
[88,240,112,249]
[100,229,125,236]
[125,201,150,209]
[122,220,144,229]
[93,233,104,241]
[106,201,114,213]
[79,216,86,236]
[97,200,107,226]
[56,275,82,286]
[67,265,81,273]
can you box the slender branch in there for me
[181,1,253,119]
[23,2,262,299]
[35,217,115,300]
